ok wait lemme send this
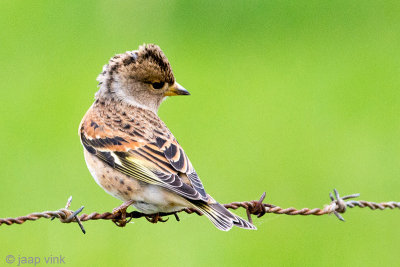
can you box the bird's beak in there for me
[164,82,190,96]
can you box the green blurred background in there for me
[1,1,400,266]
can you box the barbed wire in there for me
[0,189,399,234]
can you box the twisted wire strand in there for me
[1,189,399,233]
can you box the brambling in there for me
[79,44,256,231]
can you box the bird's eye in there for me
[152,82,165,90]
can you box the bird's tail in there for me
[193,201,256,231]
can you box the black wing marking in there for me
[153,138,208,199]
[81,133,206,201]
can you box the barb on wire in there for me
[0,189,399,234]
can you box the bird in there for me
[79,44,256,231]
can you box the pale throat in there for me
[120,94,161,114]
[96,84,162,114]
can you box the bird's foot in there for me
[145,213,169,224]
[112,200,135,227]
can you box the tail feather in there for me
[194,202,256,231]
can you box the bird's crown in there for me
[97,44,175,89]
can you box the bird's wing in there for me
[79,106,208,202]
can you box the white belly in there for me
[83,149,189,214]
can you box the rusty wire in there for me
[0,189,399,234]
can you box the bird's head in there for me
[96,44,189,112]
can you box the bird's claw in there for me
[112,200,135,227]
[145,213,169,223]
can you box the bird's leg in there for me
[113,200,135,214]
[112,200,135,227]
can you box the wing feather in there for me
[80,108,208,201]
